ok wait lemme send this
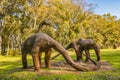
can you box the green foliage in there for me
[0,0,120,55]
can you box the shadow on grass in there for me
[0,58,34,74]
[0,58,37,80]
[0,61,21,73]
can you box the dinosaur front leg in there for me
[32,53,40,71]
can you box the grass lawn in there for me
[0,48,120,80]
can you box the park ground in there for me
[0,48,120,80]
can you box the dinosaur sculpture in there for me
[77,39,100,62]
[21,32,99,71]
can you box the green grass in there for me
[0,48,120,80]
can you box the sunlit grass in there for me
[0,48,120,80]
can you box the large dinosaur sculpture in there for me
[21,32,99,72]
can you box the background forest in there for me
[0,0,120,55]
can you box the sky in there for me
[86,0,120,19]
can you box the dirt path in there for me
[24,61,114,75]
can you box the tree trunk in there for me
[1,35,7,55]
[113,44,117,49]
